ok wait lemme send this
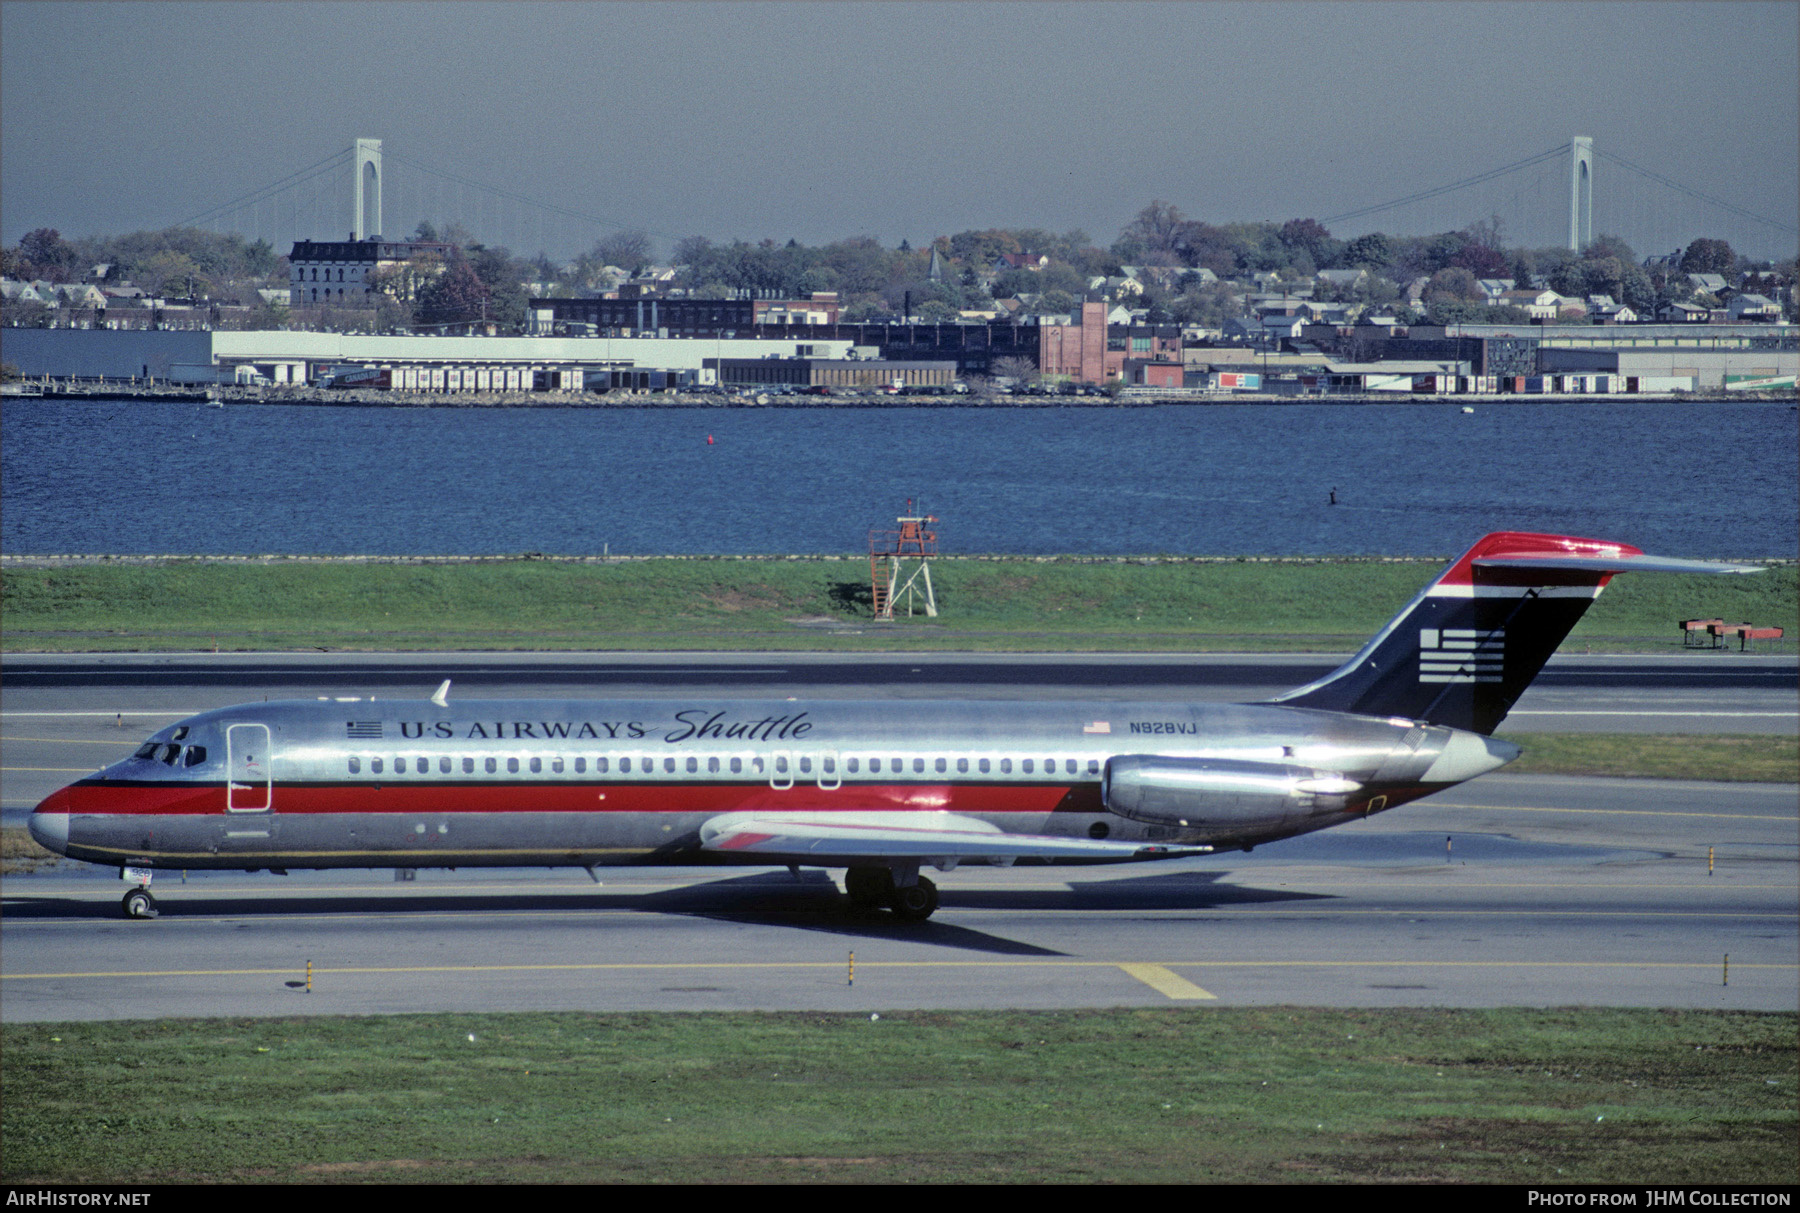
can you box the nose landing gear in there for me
[121,887,158,919]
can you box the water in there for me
[2,399,1795,557]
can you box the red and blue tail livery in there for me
[29,533,1761,921]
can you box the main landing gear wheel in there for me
[121,888,158,919]
[888,875,939,923]
[843,866,894,909]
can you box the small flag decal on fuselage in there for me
[1083,721,1112,734]
[346,722,384,739]
[1419,628,1504,682]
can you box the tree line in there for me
[4,203,1789,333]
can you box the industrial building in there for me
[530,291,841,336]
[706,355,958,390]
[0,328,855,389]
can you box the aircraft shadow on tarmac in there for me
[1,867,1331,954]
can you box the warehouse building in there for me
[1,328,854,388]
[705,354,958,389]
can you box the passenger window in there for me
[530,757,542,774]
[440,756,452,774]
[979,758,990,774]
[822,756,834,773]
[508,758,520,774]
[799,756,812,774]
[596,757,609,773]
[486,757,497,774]
[730,757,743,774]
[751,756,765,774]
[620,757,632,773]
[395,757,408,774]
[575,757,586,774]
[869,757,881,773]
[912,757,925,774]
[957,757,968,773]
[552,757,564,774]
[708,757,720,773]
[687,756,698,774]
[1087,759,1099,775]
[1022,759,1034,774]
[1000,758,1012,774]
[349,756,361,774]
[1067,759,1078,774]
[775,756,789,774]
[934,757,946,774]
[372,757,384,775]
[665,757,677,774]
[463,757,475,774]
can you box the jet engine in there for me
[1102,755,1361,831]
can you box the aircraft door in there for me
[769,750,794,791]
[816,750,841,791]
[226,723,273,812]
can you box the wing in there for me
[698,809,1209,865]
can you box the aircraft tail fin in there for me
[1270,532,1762,734]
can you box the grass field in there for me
[1494,733,1798,783]
[3,555,1794,652]
[1,1008,1790,1184]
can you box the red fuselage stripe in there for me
[46,780,1105,817]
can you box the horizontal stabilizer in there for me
[1474,554,1764,576]
[699,809,1209,863]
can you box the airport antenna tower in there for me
[870,500,939,620]
[353,138,382,239]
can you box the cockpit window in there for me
[183,745,208,767]
[159,743,182,765]
[172,727,190,742]
[134,743,160,760]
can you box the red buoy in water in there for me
[706,434,714,445]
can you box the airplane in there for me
[27,531,1761,922]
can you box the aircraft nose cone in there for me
[1421,731,1520,784]
[28,790,71,855]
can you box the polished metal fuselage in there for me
[34,696,1466,871]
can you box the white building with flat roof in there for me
[0,328,855,388]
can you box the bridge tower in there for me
[353,138,383,239]
[870,501,939,620]
[1568,136,1593,251]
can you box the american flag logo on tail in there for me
[1418,628,1504,683]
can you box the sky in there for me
[3,1,1797,262]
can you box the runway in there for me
[3,774,1793,1020]
[4,651,1793,1020]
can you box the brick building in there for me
[1035,301,1183,384]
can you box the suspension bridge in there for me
[174,137,1797,263]
[1319,136,1796,260]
